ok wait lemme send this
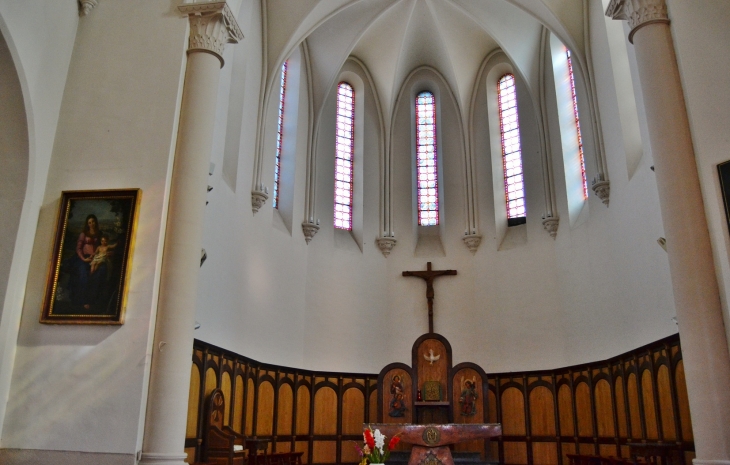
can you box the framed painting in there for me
[718,160,730,236]
[41,189,140,324]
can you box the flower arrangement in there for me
[355,427,401,465]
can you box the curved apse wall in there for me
[194,7,676,375]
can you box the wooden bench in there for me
[202,389,247,465]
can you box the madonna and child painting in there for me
[41,189,139,324]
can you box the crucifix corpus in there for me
[402,262,457,333]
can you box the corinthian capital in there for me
[179,1,244,67]
[605,0,669,43]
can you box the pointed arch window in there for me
[566,49,588,199]
[416,91,439,226]
[497,74,526,222]
[273,61,288,209]
[334,82,355,230]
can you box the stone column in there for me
[139,3,242,464]
[606,1,730,463]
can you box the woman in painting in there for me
[389,375,407,417]
[70,214,110,311]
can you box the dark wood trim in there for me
[188,334,691,465]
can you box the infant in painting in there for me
[90,235,117,274]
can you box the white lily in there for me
[373,429,385,454]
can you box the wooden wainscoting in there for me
[186,340,379,465]
[486,335,693,465]
[187,335,692,465]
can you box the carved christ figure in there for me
[402,262,457,333]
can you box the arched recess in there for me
[313,385,337,435]
[252,43,311,233]
[0,24,30,430]
[233,374,244,433]
[257,380,275,437]
[594,378,614,437]
[549,32,604,226]
[614,375,627,437]
[222,371,232,425]
[0,26,28,326]
[481,52,537,249]
[391,66,465,257]
[277,381,294,436]
[312,57,383,252]
[574,381,593,437]
[296,384,311,435]
[246,377,255,435]
[187,363,202,438]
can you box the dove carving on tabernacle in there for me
[424,348,440,365]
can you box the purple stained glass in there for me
[566,49,588,199]
[334,82,354,230]
[416,91,439,226]
[273,61,288,209]
[497,74,526,219]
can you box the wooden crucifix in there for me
[402,262,457,333]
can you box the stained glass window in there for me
[334,82,355,230]
[497,74,526,219]
[416,91,439,226]
[566,49,588,199]
[273,61,288,209]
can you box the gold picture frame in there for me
[41,189,140,324]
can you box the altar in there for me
[372,263,502,463]
[367,423,502,465]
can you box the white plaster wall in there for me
[192,3,682,376]
[0,0,78,445]
[195,0,309,369]
[0,0,715,461]
[0,0,187,457]
[667,0,730,353]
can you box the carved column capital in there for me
[605,0,669,43]
[302,221,320,244]
[462,234,482,254]
[376,237,397,257]
[179,1,243,67]
[79,0,98,15]
[251,188,268,214]
[541,216,560,239]
[592,179,611,206]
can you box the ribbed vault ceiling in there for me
[264,0,585,129]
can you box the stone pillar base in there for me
[138,452,189,465]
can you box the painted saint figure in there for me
[459,376,478,417]
[389,374,407,417]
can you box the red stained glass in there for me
[273,61,288,209]
[416,91,439,226]
[334,82,354,230]
[497,74,526,219]
[566,49,588,199]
